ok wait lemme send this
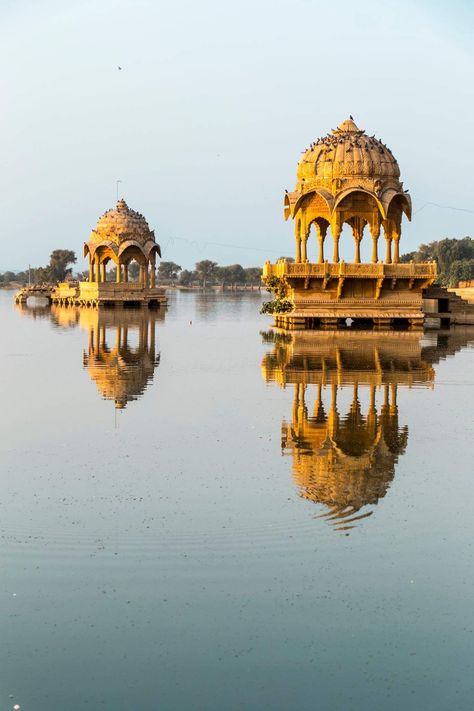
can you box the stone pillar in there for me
[370,220,380,263]
[295,219,302,263]
[393,235,400,263]
[95,256,101,283]
[89,260,93,282]
[116,262,121,283]
[315,223,327,264]
[124,264,129,282]
[295,237,302,263]
[301,234,308,262]
[350,218,365,264]
[354,239,361,264]
[385,237,392,264]
[150,256,156,288]
[331,222,341,263]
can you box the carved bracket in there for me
[337,277,345,299]
[375,277,384,299]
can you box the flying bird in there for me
[118,66,122,70]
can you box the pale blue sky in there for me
[1,0,473,270]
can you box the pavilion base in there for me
[274,311,425,331]
[50,281,168,309]
[263,260,437,332]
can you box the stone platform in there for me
[53,281,167,308]
[16,281,167,309]
[264,260,436,329]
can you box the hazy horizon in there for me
[1,0,473,272]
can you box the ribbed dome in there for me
[89,199,155,247]
[297,118,401,184]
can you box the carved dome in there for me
[284,117,411,225]
[84,199,161,262]
[297,118,401,184]
[89,199,155,247]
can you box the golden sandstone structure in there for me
[15,303,163,408]
[18,200,167,309]
[263,118,437,329]
[261,328,472,530]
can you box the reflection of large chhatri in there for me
[261,329,470,530]
[263,118,437,329]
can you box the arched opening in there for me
[335,191,383,264]
[127,259,141,282]
[307,218,330,263]
[119,245,148,286]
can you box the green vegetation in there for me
[0,249,76,286]
[401,237,474,286]
[175,261,262,288]
[0,256,262,289]
[157,261,182,283]
[260,275,293,314]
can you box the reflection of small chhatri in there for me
[261,329,471,530]
[16,303,162,409]
[81,308,162,408]
[16,200,167,309]
[263,118,437,329]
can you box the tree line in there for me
[0,250,76,285]
[0,253,263,288]
[400,237,474,286]
[158,260,262,288]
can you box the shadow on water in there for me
[261,328,474,531]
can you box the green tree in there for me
[179,269,195,286]
[48,249,77,281]
[157,261,182,283]
[244,267,262,286]
[195,260,218,288]
[447,259,474,286]
[400,237,474,285]
[128,262,140,281]
[215,264,246,288]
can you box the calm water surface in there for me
[1,289,474,710]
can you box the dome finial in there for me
[333,117,362,134]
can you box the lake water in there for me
[1,289,474,710]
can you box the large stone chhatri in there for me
[263,118,437,328]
